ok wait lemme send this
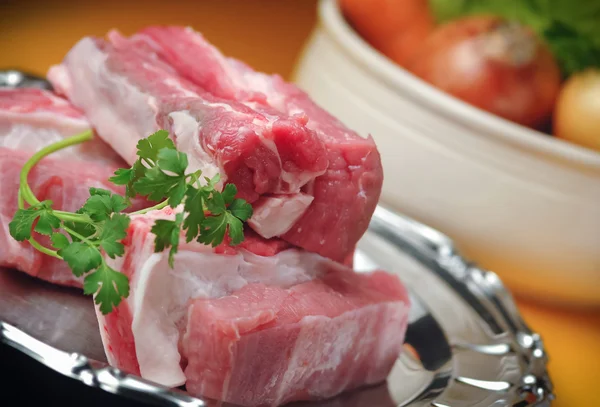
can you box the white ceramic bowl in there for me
[293,0,600,306]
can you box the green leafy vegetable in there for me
[51,233,70,250]
[229,198,253,222]
[135,129,175,162]
[197,213,228,247]
[182,185,206,243]
[83,263,130,315]
[82,189,128,221]
[33,208,61,236]
[8,129,253,315]
[98,213,130,259]
[59,242,103,277]
[427,0,600,76]
[9,201,55,241]
[544,21,600,76]
[151,213,184,267]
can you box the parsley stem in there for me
[54,211,92,224]
[19,130,94,208]
[129,199,169,216]
[28,238,61,259]
[15,130,95,261]
[62,224,97,247]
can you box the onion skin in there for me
[554,69,600,152]
[340,0,434,66]
[406,16,561,129]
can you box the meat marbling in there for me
[48,27,384,262]
[0,88,136,287]
[97,207,410,406]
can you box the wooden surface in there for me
[1,1,598,406]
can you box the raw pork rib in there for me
[0,88,133,287]
[48,27,384,262]
[97,207,409,406]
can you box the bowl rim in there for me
[316,0,600,170]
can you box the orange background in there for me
[1,1,599,406]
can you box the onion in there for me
[340,0,434,66]
[554,69,600,152]
[407,16,561,129]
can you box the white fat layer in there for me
[168,111,221,184]
[0,122,77,155]
[0,111,88,135]
[50,37,159,165]
[94,311,116,366]
[248,194,314,239]
[279,167,322,193]
[47,64,73,97]
[0,121,121,165]
[129,244,329,387]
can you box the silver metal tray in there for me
[0,72,553,407]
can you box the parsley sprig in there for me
[8,130,252,314]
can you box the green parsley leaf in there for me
[9,129,253,317]
[136,130,175,162]
[82,191,128,222]
[58,242,103,277]
[89,188,112,196]
[182,185,206,243]
[221,183,237,205]
[225,212,244,245]
[98,213,130,259]
[51,233,70,250]
[206,190,226,215]
[108,168,133,186]
[9,208,39,241]
[158,148,188,207]
[205,173,221,189]
[157,148,188,176]
[197,213,227,247]
[133,167,182,202]
[110,162,147,201]
[34,210,61,236]
[229,198,253,221]
[167,179,187,208]
[132,161,149,200]
[63,218,96,243]
[151,213,183,267]
[8,200,54,241]
[83,263,130,314]
[132,148,189,206]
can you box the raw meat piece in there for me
[96,208,409,406]
[98,207,322,387]
[48,37,328,199]
[0,88,136,287]
[48,27,383,262]
[124,26,383,261]
[184,269,409,406]
[0,88,118,162]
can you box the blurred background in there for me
[1,0,599,406]
[1,0,318,79]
